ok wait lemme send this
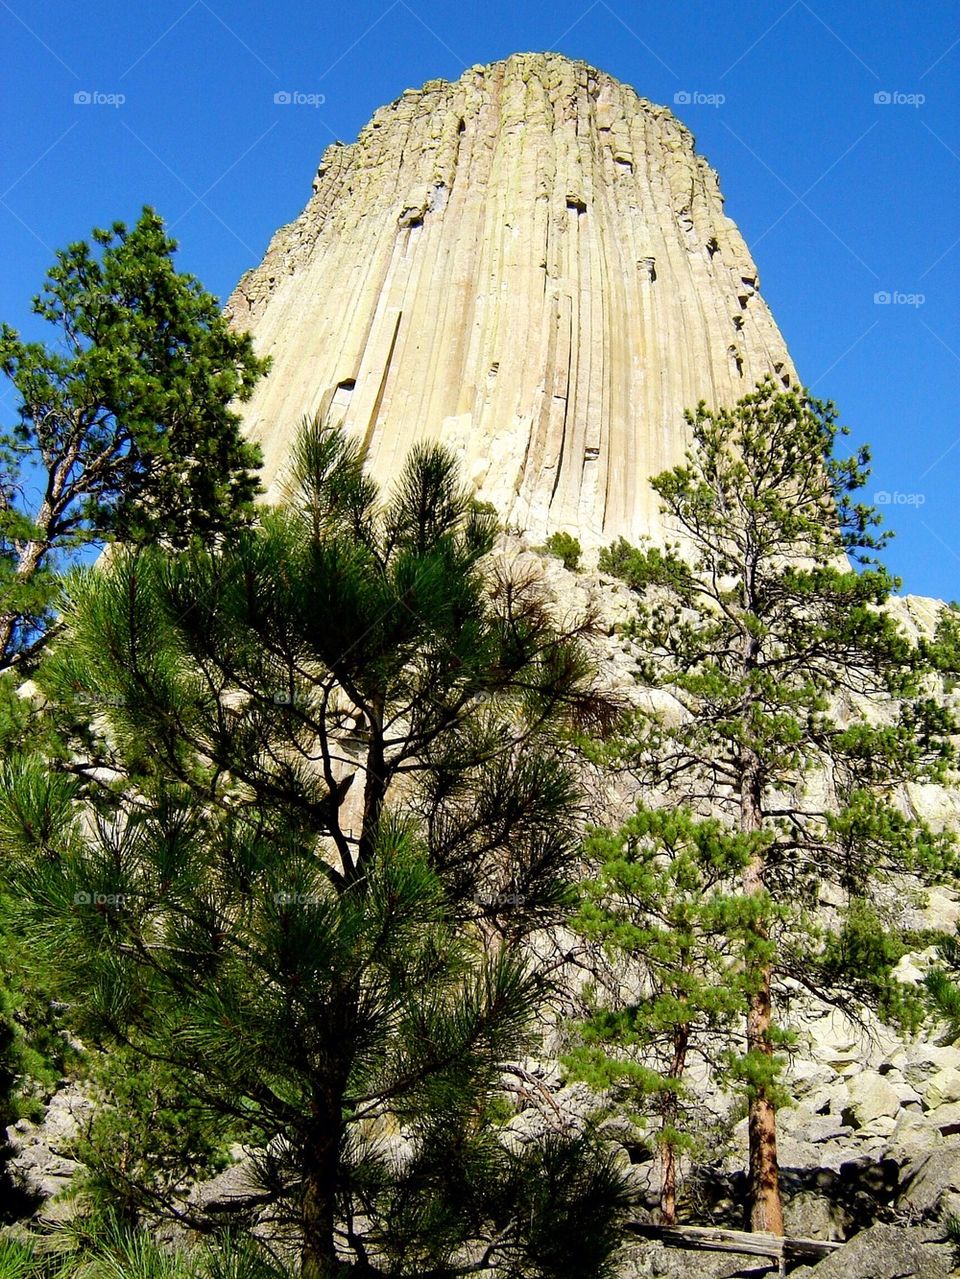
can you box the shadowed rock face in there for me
[227,52,796,545]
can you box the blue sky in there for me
[2,0,958,599]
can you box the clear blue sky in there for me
[2,1,958,598]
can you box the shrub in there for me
[545,531,582,571]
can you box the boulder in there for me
[890,1109,946,1163]
[779,1107,850,1145]
[189,1157,274,1216]
[925,1102,960,1137]
[886,1073,924,1111]
[778,1134,854,1173]
[801,1009,898,1075]
[856,1115,899,1142]
[895,953,934,986]
[904,1044,960,1087]
[923,1067,960,1110]
[782,1191,846,1241]
[898,1147,960,1220]
[620,1242,778,1279]
[808,1023,862,1073]
[787,1059,837,1098]
[2,1084,92,1219]
[504,1081,597,1147]
[790,1223,951,1279]
[841,1073,902,1129]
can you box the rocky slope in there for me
[544,554,960,1277]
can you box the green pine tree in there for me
[564,808,756,1224]
[923,926,960,1043]
[65,1046,233,1227]
[544,532,582,571]
[0,418,628,1278]
[0,708,83,1143]
[0,207,268,672]
[923,602,960,692]
[599,378,955,1234]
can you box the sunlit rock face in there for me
[227,52,795,545]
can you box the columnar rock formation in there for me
[227,52,796,545]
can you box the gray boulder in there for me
[2,1084,92,1220]
[925,1102,960,1137]
[842,1073,902,1129]
[923,1068,960,1111]
[782,1191,847,1241]
[790,1223,951,1279]
[184,1157,276,1223]
[898,1146,960,1221]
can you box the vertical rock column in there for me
[227,53,796,547]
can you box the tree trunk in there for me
[659,1022,688,1226]
[660,1140,678,1227]
[0,519,54,669]
[356,696,387,872]
[741,748,784,1236]
[301,1086,344,1279]
[737,591,785,1238]
[0,614,17,671]
[745,958,783,1235]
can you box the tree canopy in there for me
[593,378,955,1232]
[0,417,628,1278]
[0,207,267,671]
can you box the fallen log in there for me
[626,1222,843,1275]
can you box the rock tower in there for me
[228,53,796,544]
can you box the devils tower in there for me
[227,53,796,545]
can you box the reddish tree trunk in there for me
[745,952,783,1234]
[659,1022,688,1226]
[660,1140,678,1227]
[741,742,784,1236]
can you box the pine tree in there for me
[0,418,628,1278]
[600,378,955,1233]
[544,532,582,571]
[0,208,267,672]
[564,808,755,1224]
[924,926,960,1043]
[924,602,960,690]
